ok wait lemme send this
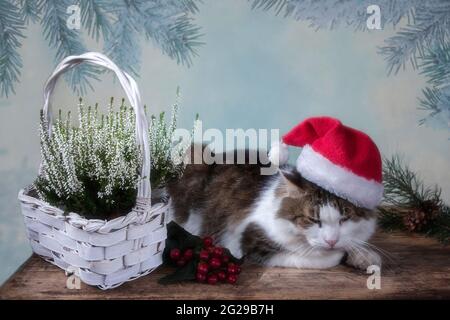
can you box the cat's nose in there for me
[325,239,338,248]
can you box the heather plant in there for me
[34,97,195,219]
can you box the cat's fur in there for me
[167,145,381,270]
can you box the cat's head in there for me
[276,169,377,250]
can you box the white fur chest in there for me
[221,177,304,258]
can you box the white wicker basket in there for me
[18,52,170,289]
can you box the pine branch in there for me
[418,86,450,129]
[249,0,449,132]
[378,207,406,231]
[379,1,450,75]
[250,0,418,31]
[0,0,25,97]
[417,40,450,130]
[79,0,111,41]
[105,0,203,74]
[104,0,142,76]
[251,0,287,14]
[430,205,450,243]
[39,0,99,94]
[420,42,450,89]
[382,154,442,207]
[1,0,203,97]
[18,0,42,24]
[380,154,450,243]
[143,13,203,66]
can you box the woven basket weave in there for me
[18,52,170,289]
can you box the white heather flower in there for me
[35,94,197,215]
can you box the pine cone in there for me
[402,201,440,232]
[403,209,427,232]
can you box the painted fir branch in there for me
[250,0,418,31]
[40,0,100,94]
[35,96,195,219]
[378,1,450,130]
[379,155,450,243]
[250,0,450,131]
[0,0,202,96]
[0,0,25,96]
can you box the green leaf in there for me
[162,222,202,264]
[158,259,197,284]
[168,221,203,248]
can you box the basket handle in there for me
[42,52,151,201]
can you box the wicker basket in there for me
[18,52,170,289]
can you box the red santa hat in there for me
[269,116,383,209]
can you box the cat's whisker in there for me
[301,245,318,259]
[343,244,368,268]
[352,239,396,264]
[350,241,397,272]
[290,240,308,252]
[346,245,360,263]
[310,239,328,250]
[294,244,316,257]
[353,241,397,272]
[304,246,317,258]
[352,238,389,254]
[357,240,396,261]
[348,242,376,267]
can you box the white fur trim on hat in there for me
[268,141,289,166]
[296,145,383,209]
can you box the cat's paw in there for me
[345,249,381,271]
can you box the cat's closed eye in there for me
[308,216,322,227]
[339,216,350,225]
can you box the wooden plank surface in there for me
[1,231,449,300]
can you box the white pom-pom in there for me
[268,141,289,166]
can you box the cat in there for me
[167,145,381,270]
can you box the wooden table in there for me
[1,231,449,299]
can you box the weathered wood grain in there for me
[1,231,449,299]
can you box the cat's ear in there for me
[279,169,306,198]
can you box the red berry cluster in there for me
[169,236,241,285]
[169,248,194,267]
[196,236,241,285]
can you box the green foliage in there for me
[380,155,450,243]
[147,90,198,189]
[34,96,196,219]
[35,99,142,219]
[382,155,443,208]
